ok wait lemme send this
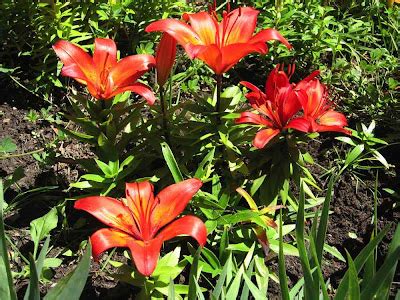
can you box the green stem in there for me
[160,86,171,144]
[216,74,222,125]
[0,148,44,160]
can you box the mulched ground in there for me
[1,91,399,298]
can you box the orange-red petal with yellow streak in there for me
[151,179,202,231]
[74,196,138,237]
[183,12,217,45]
[253,128,280,149]
[220,7,259,45]
[124,181,155,240]
[90,228,133,261]
[219,42,267,74]
[156,215,207,247]
[145,19,201,46]
[194,44,223,73]
[93,38,117,76]
[108,54,155,91]
[318,110,348,127]
[127,238,163,277]
[53,40,96,83]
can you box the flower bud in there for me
[155,33,176,87]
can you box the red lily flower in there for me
[145,6,291,74]
[236,65,301,148]
[155,33,177,87]
[53,38,156,104]
[288,71,351,135]
[74,179,207,276]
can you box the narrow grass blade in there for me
[278,210,290,300]
[316,174,335,264]
[188,247,201,300]
[346,251,360,300]
[334,225,390,300]
[211,254,230,299]
[24,254,40,300]
[309,236,329,300]
[360,247,400,299]
[161,142,183,183]
[0,180,17,300]
[167,279,175,300]
[376,223,400,299]
[296,181,318,299]
[24,236,50,300]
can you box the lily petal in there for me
[236,111,274,127]
[125,181,156,240]
[250,28,292,50]
[183,12,217,45]
[145,19,201,47]
[74,196,139,237]
[151,179,202,231]
[90,228,133,261]
[220,42,267,74]
[285,117,311,133]
[192,44,222,74]
[318,110,348,127]
[220,7,259,45]
[93,38,117,76]
[156,215,207,247]
[128,238,163,277]
[53,40,96,83]
[108,54,155,91]
[109,82,156,105]
[253,128,280,149]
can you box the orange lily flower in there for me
[236,65,302,148]
[145,6,291,74]
[155,33,177,87]
[74,179,207,276]
[53,38,156,104]
[288,71,351,135]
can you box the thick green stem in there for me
[216,74,222,125]
[160,87,171,144]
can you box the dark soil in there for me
[1,91,399,298]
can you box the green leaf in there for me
[242,271,265,300]
[296,181,318,299]
[30,208,58,258]
[24,254,40,300]
[360,246,400,299]
[161,142,183,183]
[167,279,175,300]
[346,251,360,300]
[95,159,113,177]
[24,236,50,299]
[334,225,390,300]
[0,181,17,300]
[0,137,17,153]
[375,224,400,299]
[316,175,335,264]
[344,144,364,166]
[211,254,230,299]
[44,242,92,300]
[278,211,290,300]
[188,248,201,300]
